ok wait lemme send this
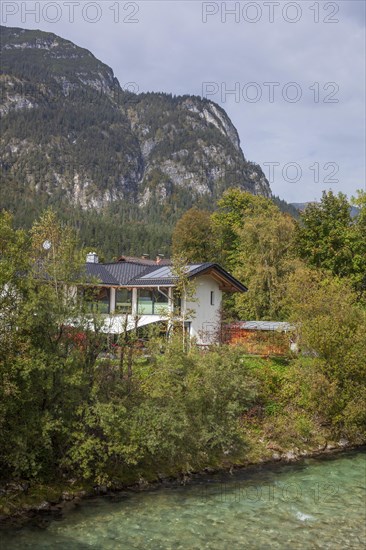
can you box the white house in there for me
[84,254,248,345]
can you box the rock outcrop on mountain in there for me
[0,25,272,255]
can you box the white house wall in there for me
[185,275,222,345]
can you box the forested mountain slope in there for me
[1,25,272,257]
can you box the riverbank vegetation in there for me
[0,189,365,515]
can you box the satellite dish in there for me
[42,240,52,250]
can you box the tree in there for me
[211,188,278,268]
[232,210,297,320]
[295,191,354,276]
[295,190,366,302]
[210,189,296,319]
[0,212,29,346]
[284,265,366,438]
[64,341,258,483]
[350,190,366,299]
[170,255,197,352]
[172,207,216,262]
[0,210,102,480]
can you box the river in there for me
[2,450,365,549]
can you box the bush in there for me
[62,342,259,482]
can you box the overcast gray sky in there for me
[1,0,365,202]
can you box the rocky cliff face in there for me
[0,25,271,217]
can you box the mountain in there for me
[291,202,360,218]
[272,196,299,218]
[0,25,272,257]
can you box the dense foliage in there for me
[172,207,216,262]
[284,266,366,438]
[295,190,366,299]
[172,189,366,447]
[64,341,258,484]
[0,211,102,479]
[172,188,366,319]
[0,196,365,501]
[0,212,259,483]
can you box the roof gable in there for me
[84,261,247,292]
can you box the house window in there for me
[210,291,215,306]
[115,289,132,314]
[138,289,154,315]
[154,288,169,315]
[138,288,169,315]
[84,287,110,314]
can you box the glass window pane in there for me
[116,289,132,313]
[154,288,169,314]
[84,287,110,314]
[138,289,153,315]
[137,288,171,315]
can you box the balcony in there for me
[137,289,170,315]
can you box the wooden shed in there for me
[222,321,297,356]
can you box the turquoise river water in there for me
[2,450,365,549]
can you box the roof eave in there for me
[188,264,248,293]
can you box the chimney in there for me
[156,254,164,265]
[86,252,99,264]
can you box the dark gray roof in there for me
[84,261,247,292]
[85,261,160,286]
[102,262,153,284]
[83,263,120,286]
